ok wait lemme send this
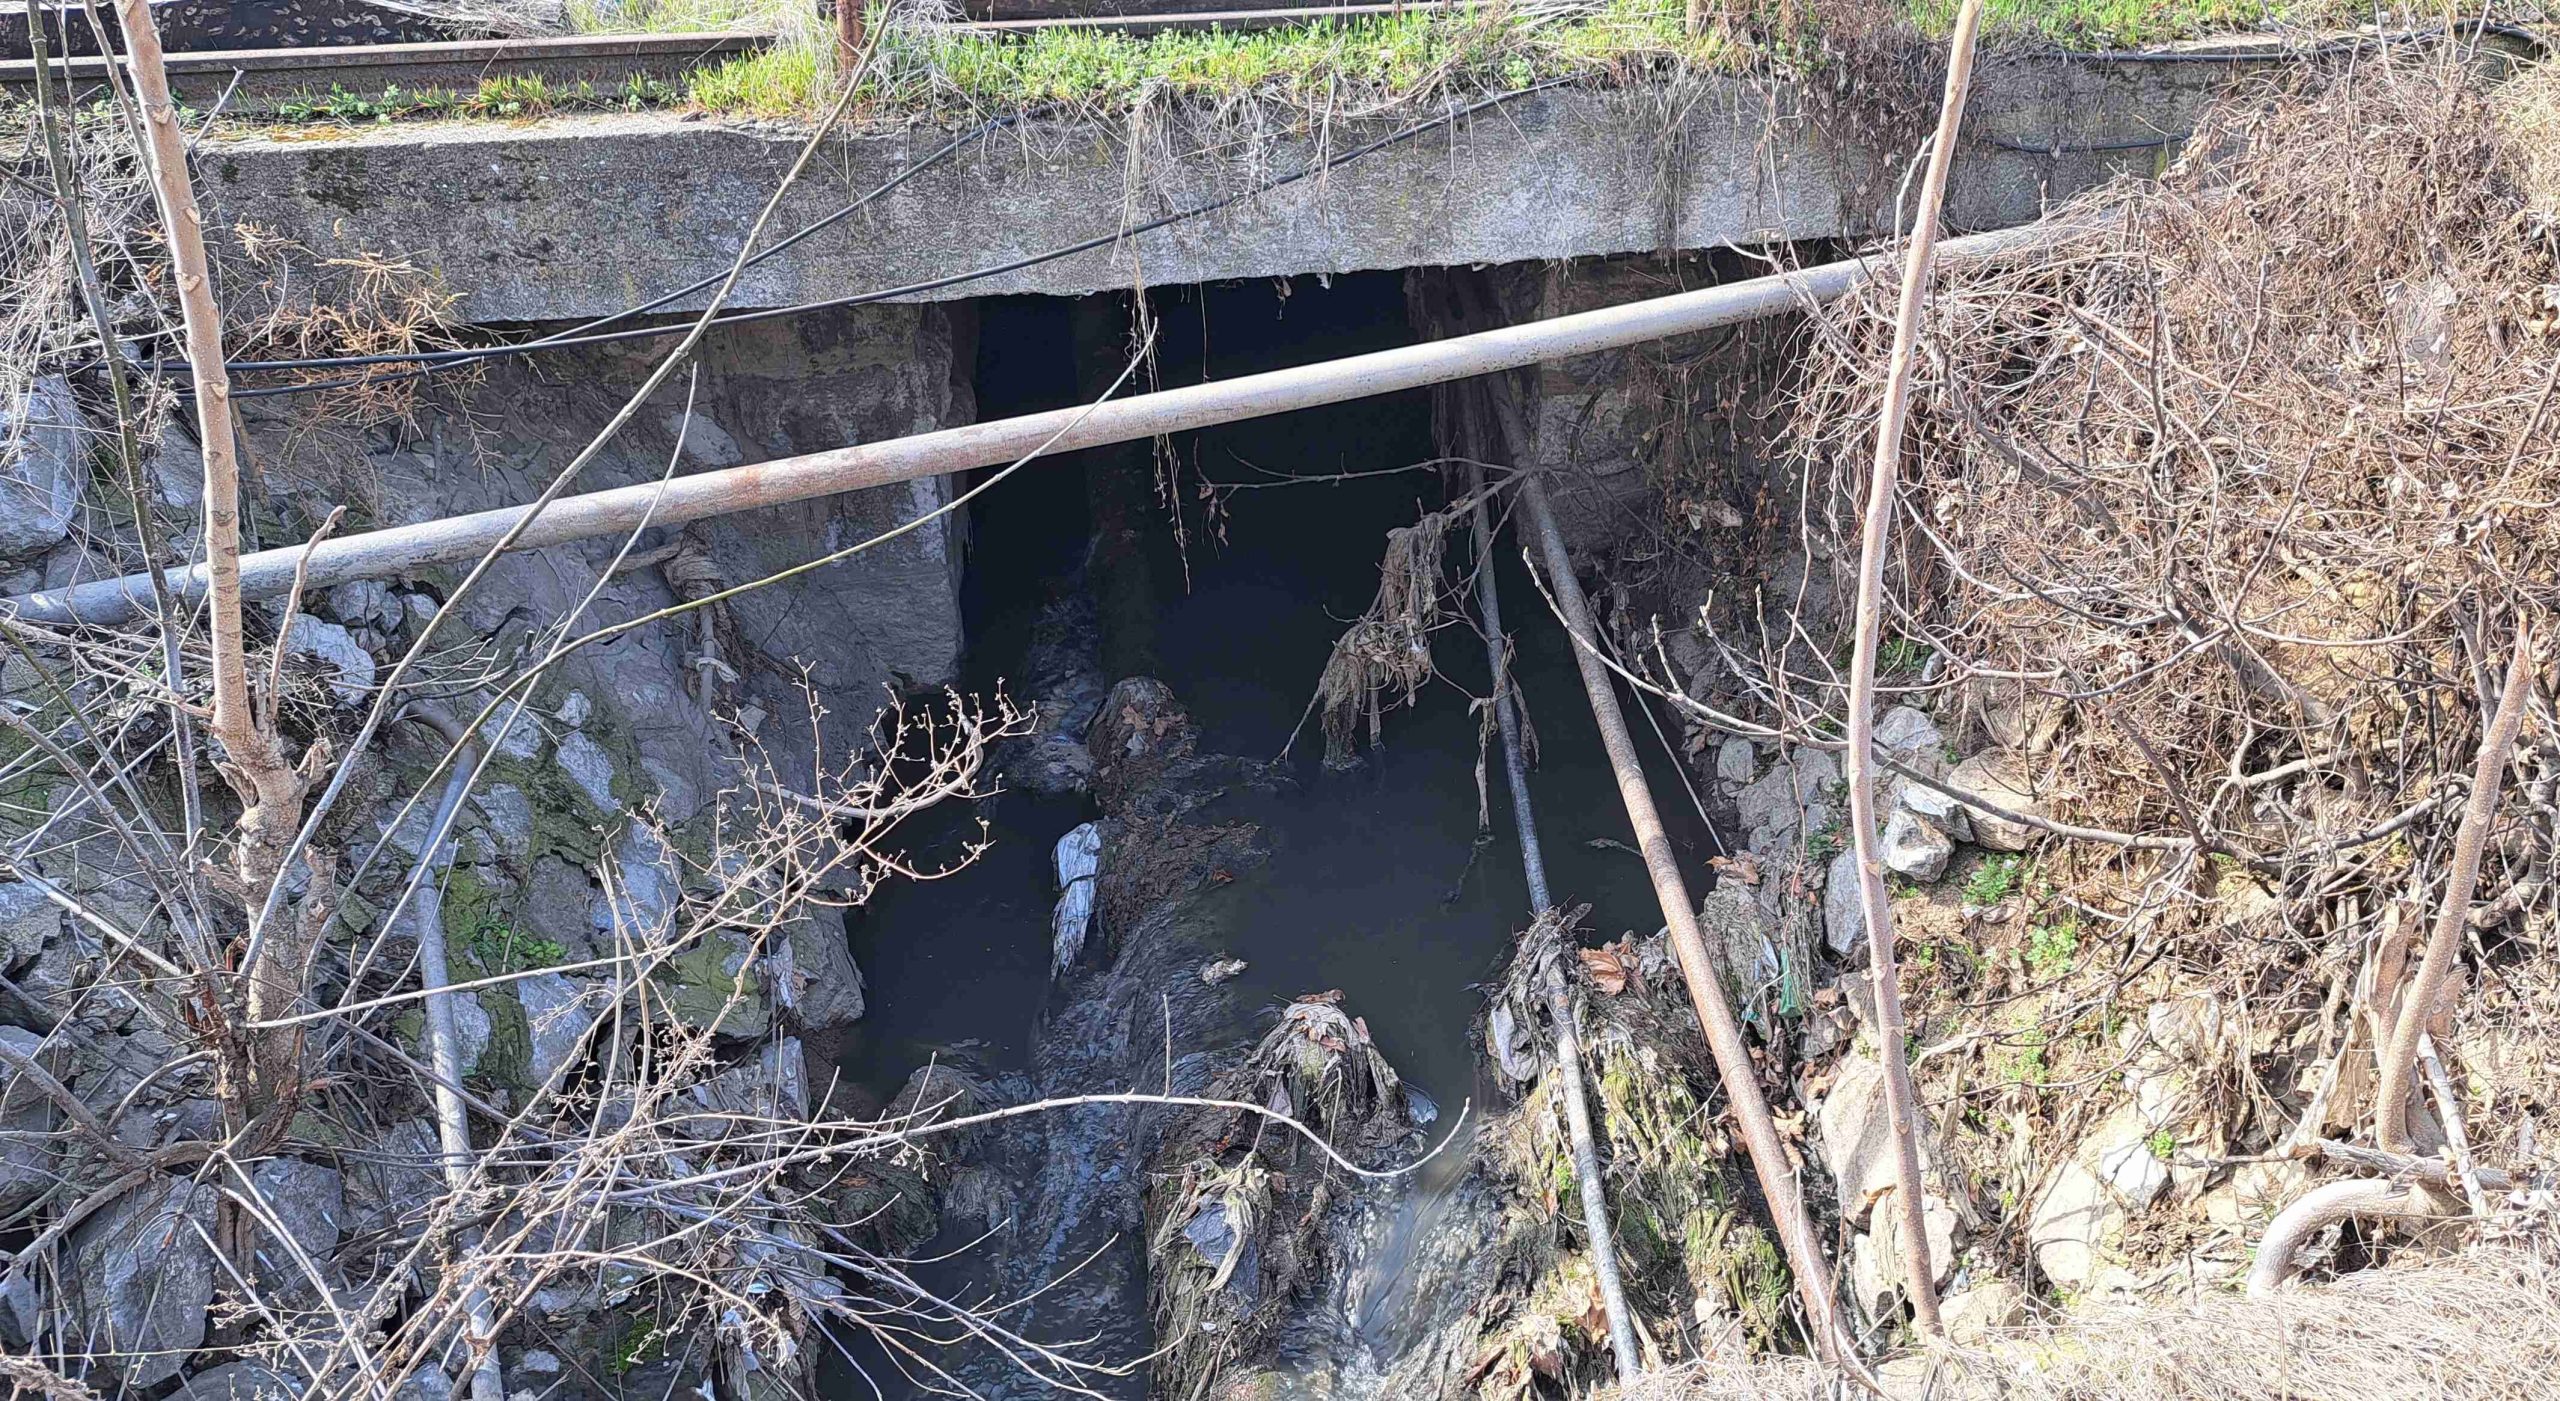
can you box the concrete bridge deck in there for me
[195,44,2313,324]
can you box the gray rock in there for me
[324,579,394,629]
[1816,1052,1898,1223]
[1788,748,1841,805]
[1941,1278,2028,1343]
[280,615,377,708]
[1715,737,1756,787]
[2143,993,2225,1064]
[478,708,541,761]
[0,881,58,970]
[1736,748,1838,845]
[1881,808,1955,882]
[476,783,534,860]
[1824,848,1867,957]
[146,419,203,512]
[1897,768,1975,843]
[2099,1135,2171,1208]
[1734,766,1799,838]
[1948,752,2047,852]
[0,378,83,561]
[1870,1188,1960,1292]
[657,927,771,1038]
[2027,1158,2117,1291]
[517,972,606,1087]
[377,799,458,869]
[1051,822,1102,977]
[343,1119,445,1240]
[393,1368,456,1401]
[639,755,702,823]
[665,410,744,466]
[555,690,593,729]
[64,1174,218,1386]
[783,915,866,1030]
[521,856,598,960]
[591,825,677,941]
[439,982,492,1080]
[0,1027,58,1215]
[680,1037,809,1138]
[245,1157,346,1283]
[1874,705,1943,756]
[553,731,620,813]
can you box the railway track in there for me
[0,3,1474,116]
[1,30,773,114]
[0,2,1466,117]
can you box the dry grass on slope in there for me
[1617,1243,2560,1400]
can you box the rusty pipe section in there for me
[1515,457,1867,1378]
[10,221,2066,627]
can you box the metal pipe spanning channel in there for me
[10,220,2068,627]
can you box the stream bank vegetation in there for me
[7,0,2560,1394]
[158,0,2509,125]
[1583,38,2560,1398]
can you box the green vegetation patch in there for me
[269,74,683,125]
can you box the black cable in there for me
[1986,131,2190,154]
[191,77,1575,399]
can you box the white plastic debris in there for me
[1051,822,1103,978]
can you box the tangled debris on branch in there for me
[1298,493,1488,768]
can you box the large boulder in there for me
[0,378,83,562]
[656,928,771,1039]
[0,1028,57,1215]
[1881,807,1956,882]
[780,915,866,1030]
[64,1175,219,1386]
[516,971,609,1087]
[0,882,59,972]
[1947,751,2050,852]
[245,1157,346,1297]
[278,614,377,708]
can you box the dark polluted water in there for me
[827,274,1715,1397]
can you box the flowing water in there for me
[829,274,1716,1397]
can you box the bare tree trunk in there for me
[2374,630,2532,1153]
[111,0,309,892]
[1841,0,1985,1339]
[116,0,321,1182]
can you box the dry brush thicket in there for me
[1768,44,2560,1309]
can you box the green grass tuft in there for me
[2025,915,2079,979]
[687,44,827,116]
[1962,853,2024,906]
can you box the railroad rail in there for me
[0,2,1478,116]
[1,30,773,113]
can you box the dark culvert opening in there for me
[829,269,1720,1398]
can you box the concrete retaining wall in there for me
[199,49,2288,324]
